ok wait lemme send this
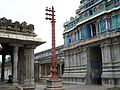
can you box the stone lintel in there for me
[9,43,23,47]
[0,32,45,44]
[24,44,37,49]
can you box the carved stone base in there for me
[44,79,64,90]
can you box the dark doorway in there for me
[87,25,92,38]
[89,46,102,85]
[92,24,97,37]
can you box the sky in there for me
[0,0,80,53]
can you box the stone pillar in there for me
[10,54,14,79]
[81,51,83,65]
[62,52,69,80]
[34,63,39,82]
[86,47,92,84]
[65,53,69,68]
[1,54,5,82]
[77,52,80,67]
[24,45,35,85]
[79,51,81,66]
[69,54,72,67]
[59,63,62,77]
[18,47,25,83]
[45,64,47,76]
[83,48,87,65]
[71,53,74,67]
[13,46,18,83]
[39,65,41,79]
[41,65,44,77]
[73,52,77,66]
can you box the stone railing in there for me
[0,17,35,35]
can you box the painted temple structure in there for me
[0,17,45,89]
[62,0,120,87]
[34,45,64,84]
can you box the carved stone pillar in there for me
[24,45,35,85]
[18,47,25,83]
[69,53,72,67]
[62,52,69,79]
[86,47,92,84]
[45,64,47,76]
[73,52,77,66]
[13,46,19,83]
[79,51,81,66]
[34,63,39,82]
[1,54,5,82]
[59,63,63,77]
[71,53,74,67]
[76,52,79,66]
[65,53,69,68]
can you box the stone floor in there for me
[0,82,115,90]
[35,84,110,90]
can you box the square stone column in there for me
[1,54,5,82]
[86,47,92,85]
[59,63,62,77]
[13,46,19,83]
[18,47,25,83]
[34,63,40,82]
[24,45,35,85]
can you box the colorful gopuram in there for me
[62,0,120,87]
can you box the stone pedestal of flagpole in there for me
[44,79,64,90]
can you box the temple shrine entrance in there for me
[90,46,102,85]
[0,17,45,89]
[87,46,102,85]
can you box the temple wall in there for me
[62,36,120,87]
[62,46,87,84]
[101,39,120,87]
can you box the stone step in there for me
[0,85,19,90]
[0,83,35,90]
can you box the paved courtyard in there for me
[35,84,110,90]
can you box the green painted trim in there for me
[78,0,103,15]
[63,5,120,34]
